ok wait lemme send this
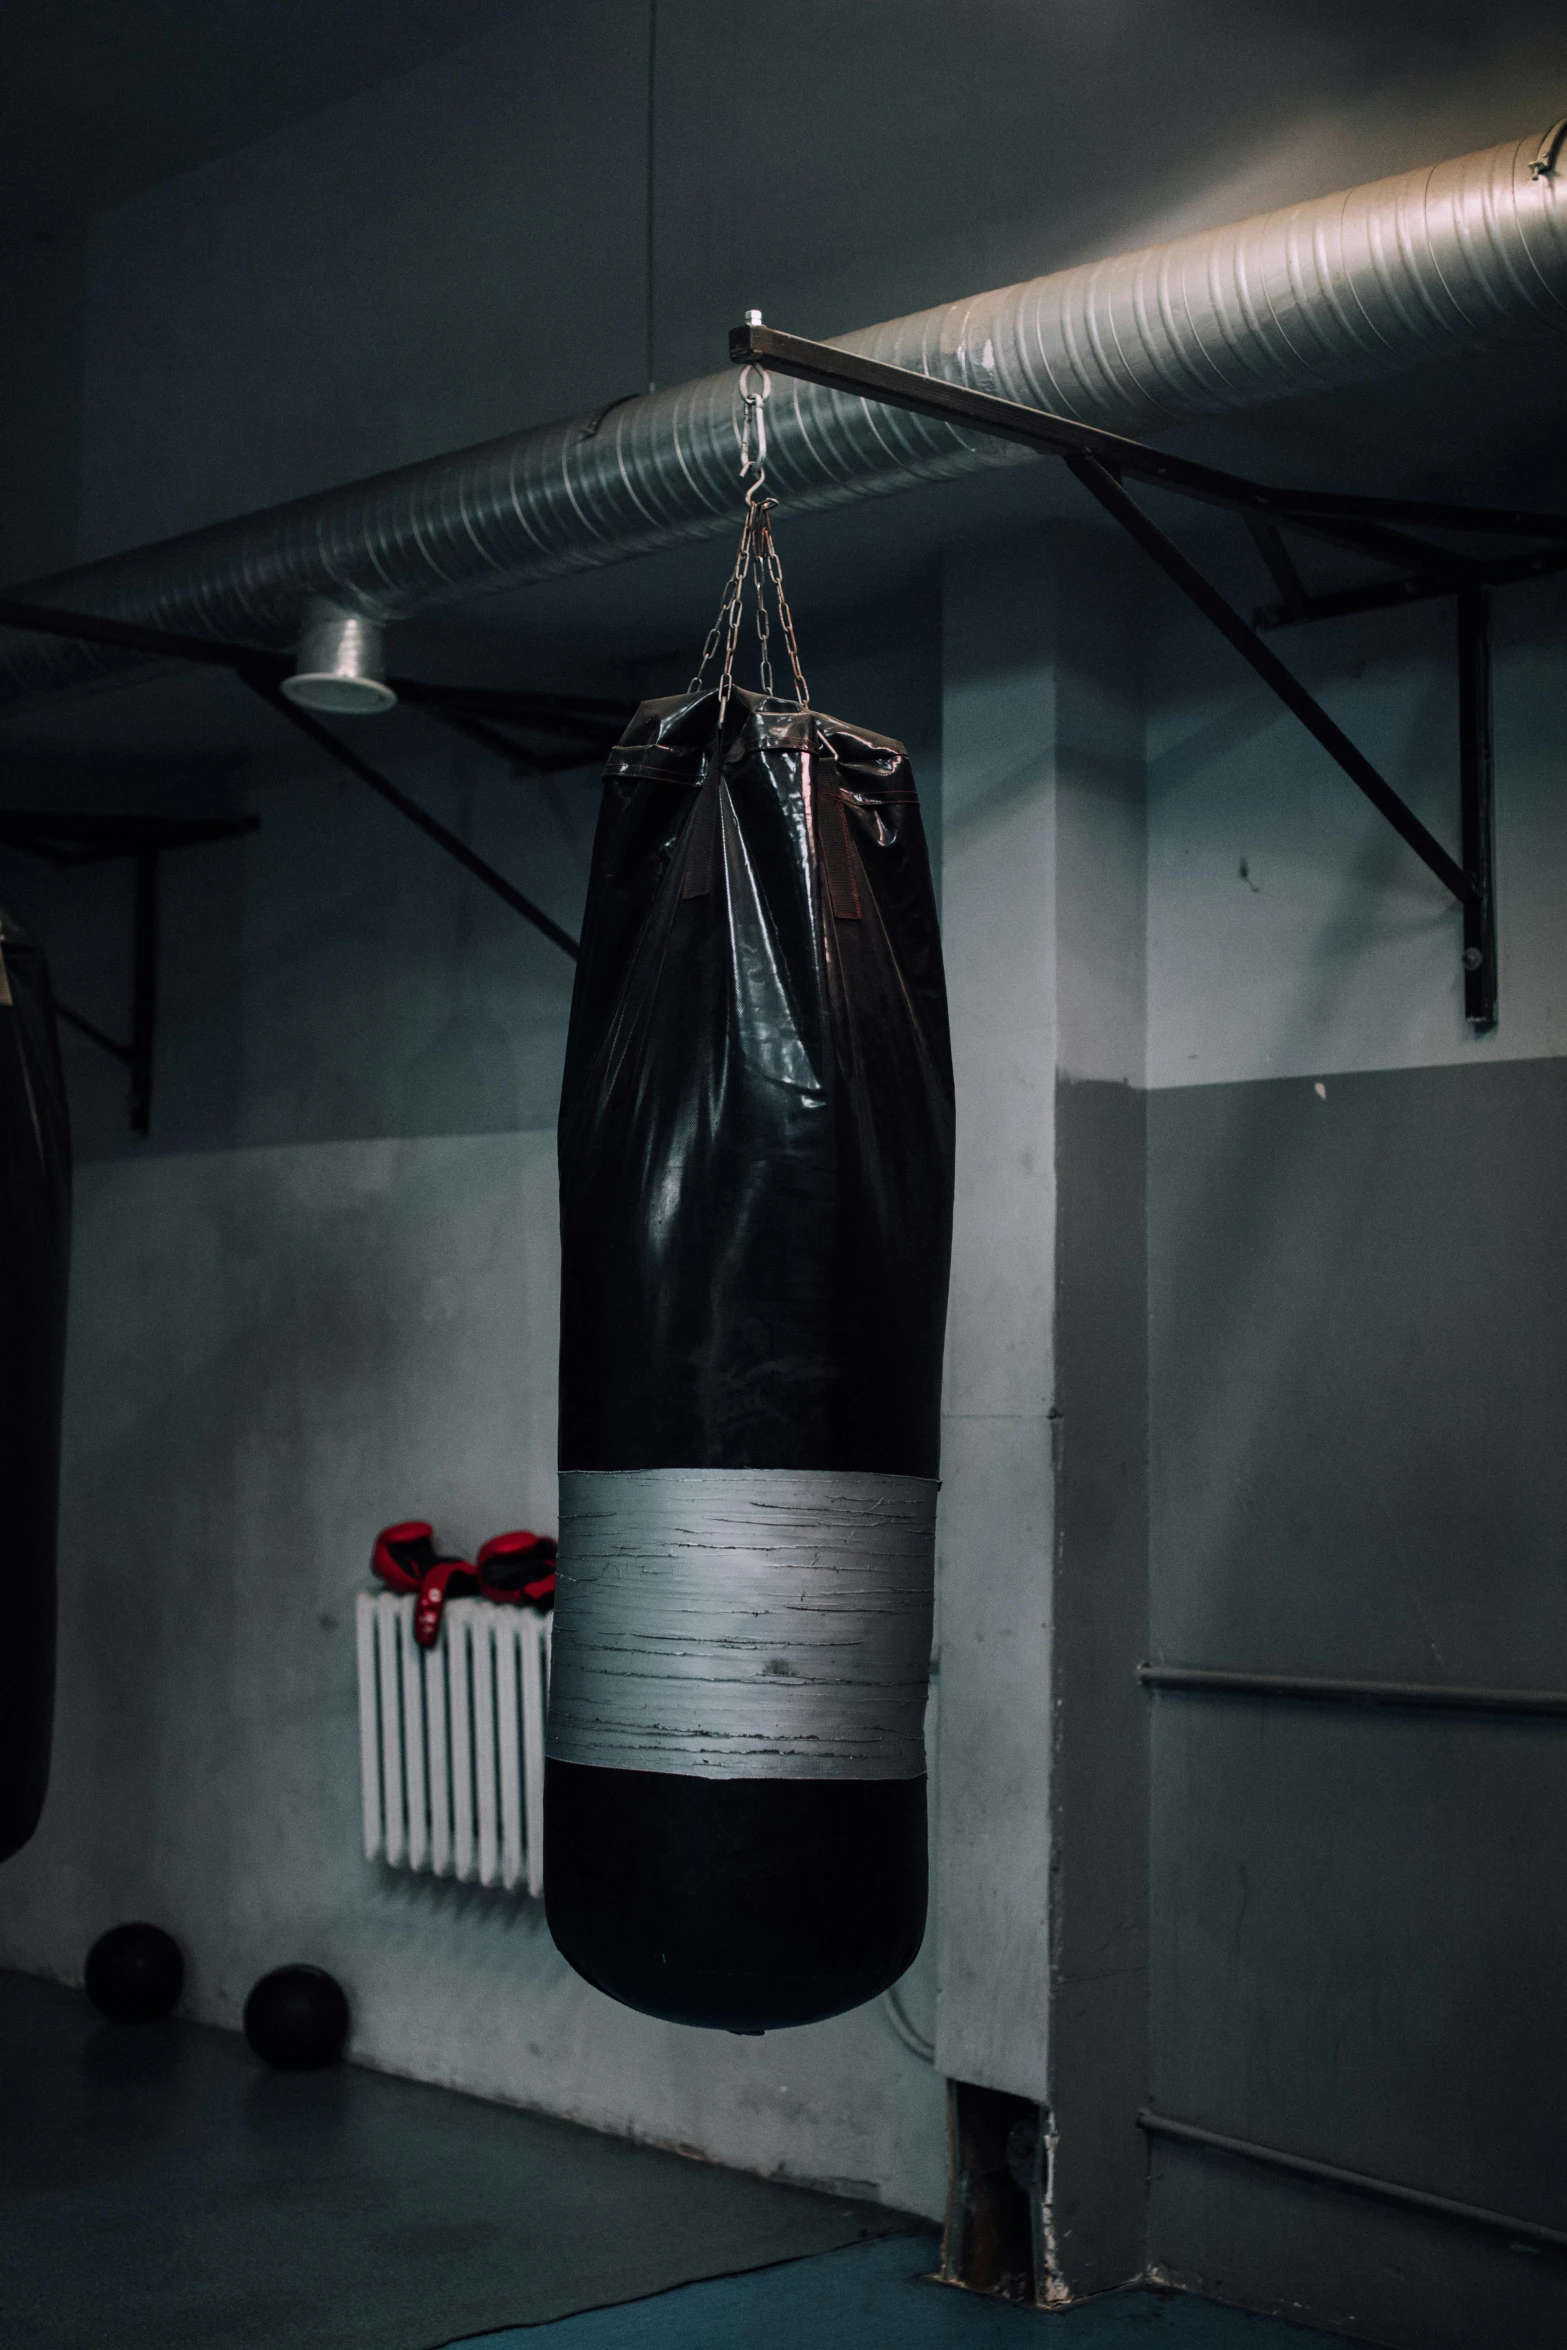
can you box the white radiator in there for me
[355,1591,552,1896]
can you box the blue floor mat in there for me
[445,2233,1326,2348]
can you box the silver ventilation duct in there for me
[3,126,1565,702]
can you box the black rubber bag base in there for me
[545,1760,926,2033]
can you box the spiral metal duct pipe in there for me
[3,125,1564,700]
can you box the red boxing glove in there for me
[476,1529,557,1612]
[370,1521,478,1647]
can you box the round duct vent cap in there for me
[281,599,396,715]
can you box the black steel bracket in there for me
[239,668,584,962]
[0,595,629,969]
[726,322,1567,1031]
[0,811,259,1134]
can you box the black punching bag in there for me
[0,911,71,1863]
[546,676,954,2032]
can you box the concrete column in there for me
[935,524,1148,2298]
[1048,528,1149,2299]
[935,534,1060,2107]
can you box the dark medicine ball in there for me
[243,1965,350,2070]
[84,1922,184,2023]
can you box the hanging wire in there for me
[689,357,809,721]
[881,1982,937,2064]
[645,0,658,391]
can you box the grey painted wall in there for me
[1132,282,1567,2340]
[1135,462,1567,2341]
[1145,1060,1567,2346]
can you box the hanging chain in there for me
[757,500,808,708]
[689,522,748,704]
[688,509,753,721]
[688,362,809,721]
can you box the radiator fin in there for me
[355,1590,551,1896]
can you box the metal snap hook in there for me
[736,363,772,488]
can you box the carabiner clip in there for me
[737,362,771,499]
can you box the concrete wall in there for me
[1142,568,1567,2345]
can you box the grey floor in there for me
[0,1971,912,2350]
[1,1969,1329,2350]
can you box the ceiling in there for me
[0,0,536,249]
[2,0,1565,762]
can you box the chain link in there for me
[759,502,809,707]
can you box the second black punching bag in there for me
[0,910,72,1864]
[546,504,954,2032]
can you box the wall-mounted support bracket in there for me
[0,811,259,1134]
[0,595,629,970]
[1457,586,1497,1026]
[240,669,586,961]
[727,321,1565,1033]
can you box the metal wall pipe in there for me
[3,128,1565,701]
[1138,1664,1567,1715]
[1140,2111,1567,2256]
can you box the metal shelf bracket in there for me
[0,595,631,980]
[0,812,259,1135]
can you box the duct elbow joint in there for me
[280,598,395,716]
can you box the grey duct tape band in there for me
[547,1468,938,1781]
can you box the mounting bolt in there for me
[1462,946,1484,971]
